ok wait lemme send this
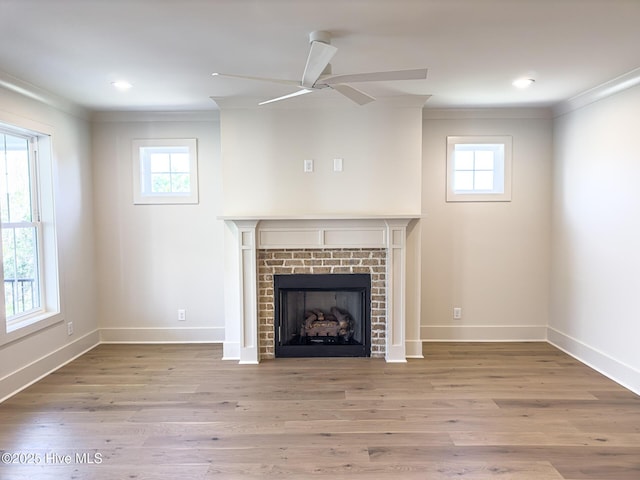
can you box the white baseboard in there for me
[222,341,240,361]
[421,324,547,341]
[99,327,225,343]
[547,327,640,396]
[405,339,424,358]
[0,330,100,403]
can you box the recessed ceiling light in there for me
[512,78,535,89]
[111,81,133,90]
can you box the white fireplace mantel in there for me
[222,215,422,364]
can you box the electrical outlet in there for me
[178,309,186,321]
[453,307,462,319]
[67,321,73,335]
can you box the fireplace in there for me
[274,273,371,357]
[222,216,422,364]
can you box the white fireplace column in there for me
[384,219,409,363]
[222,216,420,363]
[235,220,260,364]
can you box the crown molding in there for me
[553,67,640,117]
[91,110,220,123]
[0,70,89,120]
[422,107,552,120]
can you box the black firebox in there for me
[274,274,371,358]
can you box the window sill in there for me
[446,193,512,202]
[2,311,63,346]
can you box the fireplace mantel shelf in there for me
[219,214,423,221]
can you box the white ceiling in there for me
[1,0,639,112]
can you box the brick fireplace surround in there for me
[222,216,421,364]
[258,248,387,358]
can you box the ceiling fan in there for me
[212,30,427,106]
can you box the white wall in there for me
[0,86,98,401]
[421,111,553,341]
[218,101,424,216]
[550,85,640,394]
[3,69,637,400]
[91,113,225,343]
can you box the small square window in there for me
[446,135,512,202]
[132,139,199,205]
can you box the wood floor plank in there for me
[204,460,565,479]
[0,342,639,479]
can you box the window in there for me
[446,135,512,202]
[1,122,60,342]
[132,139,198,204]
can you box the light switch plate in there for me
[304,159,313,173]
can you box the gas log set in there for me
[301,306,355,342]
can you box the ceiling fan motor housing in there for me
[309,30,331,45]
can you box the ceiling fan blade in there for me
[301,41,338,88]
[212,72,299,87]
[331,84,375,105]
[258,88,314,106]
[323,68,428,85]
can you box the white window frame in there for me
[132,138,199,205]
[0,119,61,346]
[446,135,512,202]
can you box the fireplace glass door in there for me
[274,274,371,357]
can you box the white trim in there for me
[553,66,640,117]
[132,138,199,205]
[222,341,240,361]
[547,327,640,396]
[0,330,99,403]
[235,220,259,364]
[0,70,89,120]
[99,327,225,344]
[405,339,424,358]
[0,118,62,346]
[384,219,410,362]
[259,226,387,250]
[446,135,513,202]
[421,324,547,341]
[423,107,552,120]
[91,110,220,123]
[218,214,423,222]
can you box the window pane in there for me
[3,226,40,317]
[475,171,494,190]
[171,173,191,193]
[149,153,171,173]
[475,150,494,170]
[170,153,190,173]
[1,134,32,223]
[151,173,171,193]
[454,150,474,170]
[454,171,474,191]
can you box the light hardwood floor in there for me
[0,342,639,480]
